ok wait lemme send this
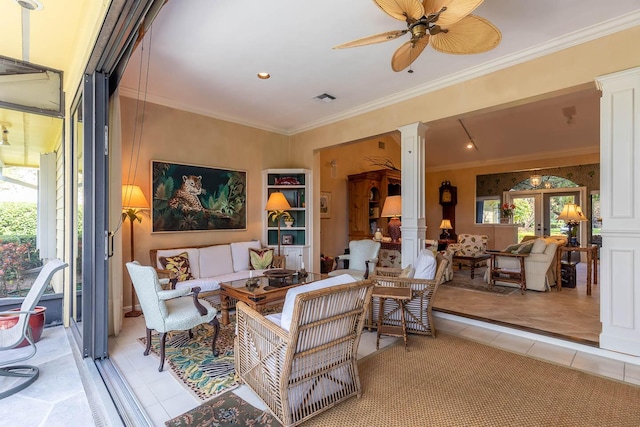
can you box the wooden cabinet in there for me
[347,169,401,241]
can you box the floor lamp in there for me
[122,184,149,317]
[265,191,292,257]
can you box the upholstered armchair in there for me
[369,253,449,337]
[126,262,220,372]
[329,239,381,280]
[235,274,374,427]
[483,236,566,291]
[0,259,67,399]
[449,234,489,257]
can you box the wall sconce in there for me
[330,159,338,178]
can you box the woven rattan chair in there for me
[368,253,449,337]
[234,276,374,427]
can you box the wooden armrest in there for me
[190,286,208,316]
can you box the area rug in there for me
[165,391,280,427]
[444,266,519,295]
[301,333,640,426]
[138,320,237,400]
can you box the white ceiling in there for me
[119,0,640,140]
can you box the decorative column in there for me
[596,67,640,356]
[398,122,428,267]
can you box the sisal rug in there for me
[138,320,237,400]
[301,333,640,426]
[165,391,280,427]
[444,266,519,295]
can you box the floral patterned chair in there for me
[449,234,490,257]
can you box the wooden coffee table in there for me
[219,271,324,325]
[452,254,491,279]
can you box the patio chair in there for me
[0,259,67,399]
[125,261,220,372]
[368,253,449,337]
[234,274,374,426]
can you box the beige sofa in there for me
[149,240,269,294]
[483,236,567,291]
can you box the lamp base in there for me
[125,310,142,318]
[388,217,401,242]
[440,230,451,240]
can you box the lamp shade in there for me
[265,192,291,211]
[557,203,587,223]
[439,219,452,230]
[122,185,149,210]
[381,195,402,217]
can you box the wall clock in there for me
[439,181,457,206]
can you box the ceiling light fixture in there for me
[257,72,270,79]
[14,0,43,10]
[530,174,542,188]
[459,119,478,150]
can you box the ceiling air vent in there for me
[314,93,336,103]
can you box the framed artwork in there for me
[151,160,247,232]
[281,234,294,245]
[320,191,331,218]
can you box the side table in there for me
[372,285,412,351]
[488,251,528,294]
[556,245,598,295]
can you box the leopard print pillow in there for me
[159,252,194,282]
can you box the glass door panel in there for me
[544,192,580,238]
[510,194,541,242]
[72,95,83,330]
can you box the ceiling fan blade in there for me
[430,15,501,54]
[391,37,430,72]
[423,0,483,26]
[374,0,425,22]
[334,30,408,49]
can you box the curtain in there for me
[108,87,124,336]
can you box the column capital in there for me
[397,122,429,135]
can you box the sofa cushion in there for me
[531,238,547,254]
[159,252,194,282]
[230,241,262,272]
[280,274,356,331]
[249,248,274,270]
[199,245,234,278]
[414,249,436,280]
[156,248,201,279]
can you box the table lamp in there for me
[381,195,402,242]
[122,184,149,317]
[439,219,453,239]
[265,191,292,256]
[557,203,588,247]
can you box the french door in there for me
[506,190,582,241]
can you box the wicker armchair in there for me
[368,253,449,337]
[234,277,374,427]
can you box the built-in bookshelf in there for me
[262,169,311,271]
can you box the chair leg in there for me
[0,366,39,400]
[188,329,193,339]
[144,328,152,356]
[158,332,167,372]
[209,317,220,357]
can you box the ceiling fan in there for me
[334,0,501,72]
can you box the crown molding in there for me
[426,147,600,173]
[119,11,640,137]
[290,11,640,135]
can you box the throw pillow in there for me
[414,249,436,280]
[159,252,194,282]
[399,264,415,278]
[249,248,274,270]
[515,239,536,254]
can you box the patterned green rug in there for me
[165,391,280,427]
[138,320,237,400]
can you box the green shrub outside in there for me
[0,203,41,281]
[0,202,37,235]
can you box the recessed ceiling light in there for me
[14,0,43,10]
[257,72,270,79]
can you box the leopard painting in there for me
[168,175,205,212]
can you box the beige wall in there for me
[119,97,290,308]
[319,135,401,257]
[425,152,600,247]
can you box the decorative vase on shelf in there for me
[500,217,511,224]
[284,219,294,228]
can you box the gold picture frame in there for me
[320,191,331,218]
